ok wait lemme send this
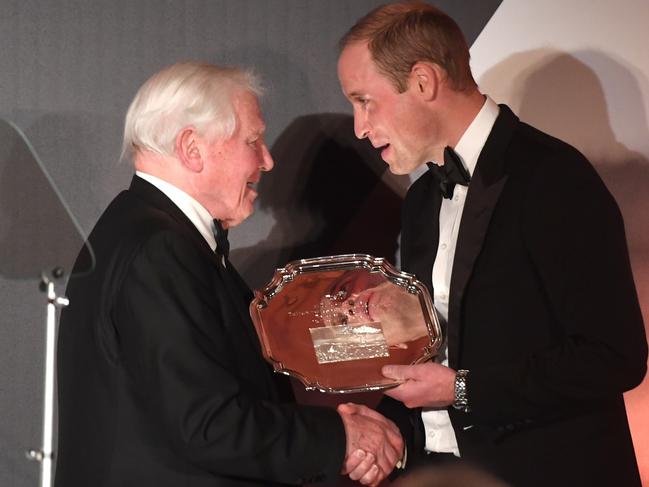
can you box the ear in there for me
[175,127,203,173]
[410,62,443,101]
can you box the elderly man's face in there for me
[198,91,274,228]
[338,42,434,175]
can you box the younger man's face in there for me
[337,41,435,175]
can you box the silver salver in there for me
[250,254,442,393]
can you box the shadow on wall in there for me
[24,110,129,231]
[234,113,409,289]
[479,49,649,253]
[0,119,93,281]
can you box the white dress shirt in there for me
[135,171,218,252]
[421,96,500,456]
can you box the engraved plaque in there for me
[250,254,442,393]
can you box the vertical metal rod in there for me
[40,280,57,487]
[28,276,69,487]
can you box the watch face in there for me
[249,254,442,393]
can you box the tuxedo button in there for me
[440,243,448,250]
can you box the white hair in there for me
[121,62,263,160]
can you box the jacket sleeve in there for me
[112,229,346,484]
[468,146,647,424]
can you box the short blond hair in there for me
[340,1,475,93]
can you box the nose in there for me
[260,144,274,172]
[353,110,370,140]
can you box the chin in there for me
[384,157,407,175]
[234,207,255,227]
[386,164,409,176]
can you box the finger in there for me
[383,429,404,460]
[348,452,375,481]
[358,463,380,486]
[383,441,402,472]
[375,421,403,471]
[375,443,399,476]
[383,383,408,402]
[348,453,375,481]
[369,470,387,487]
[382,364,407,380]
[337,402,362,415]
[342,449,366,475]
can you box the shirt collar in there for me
[135,171,217,251]
[407,96,500,185]
[453,96,500,178]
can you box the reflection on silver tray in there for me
[249,254,442,393]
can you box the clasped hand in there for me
[338,403,404,486]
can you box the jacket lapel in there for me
[128,175,216,257]
[128,176,266,363]
[447,106,519,369]
[401,170,442,295]
[218,261,267,356]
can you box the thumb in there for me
[382,364,407,380]
[337,402,362,415]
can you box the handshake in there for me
[337,402,404,487]
[336,362,457,485]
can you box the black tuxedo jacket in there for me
[55,176,345,487]
[388,105,647,486]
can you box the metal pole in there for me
[27,271,69,487]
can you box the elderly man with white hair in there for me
[55,62,403,487]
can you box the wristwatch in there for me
[452,369,470,412]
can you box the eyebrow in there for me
[346,91,365,101]
[249,126,266,138]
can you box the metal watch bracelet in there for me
[453,369,470,412]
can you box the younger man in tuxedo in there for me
[337,3,647,486]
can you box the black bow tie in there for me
[213,219,229,259]
[426,146,471,199]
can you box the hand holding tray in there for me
[249,254,442,393]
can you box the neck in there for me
[419,88,484,165]
[134,150,190,192]
[439,89,485,150]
